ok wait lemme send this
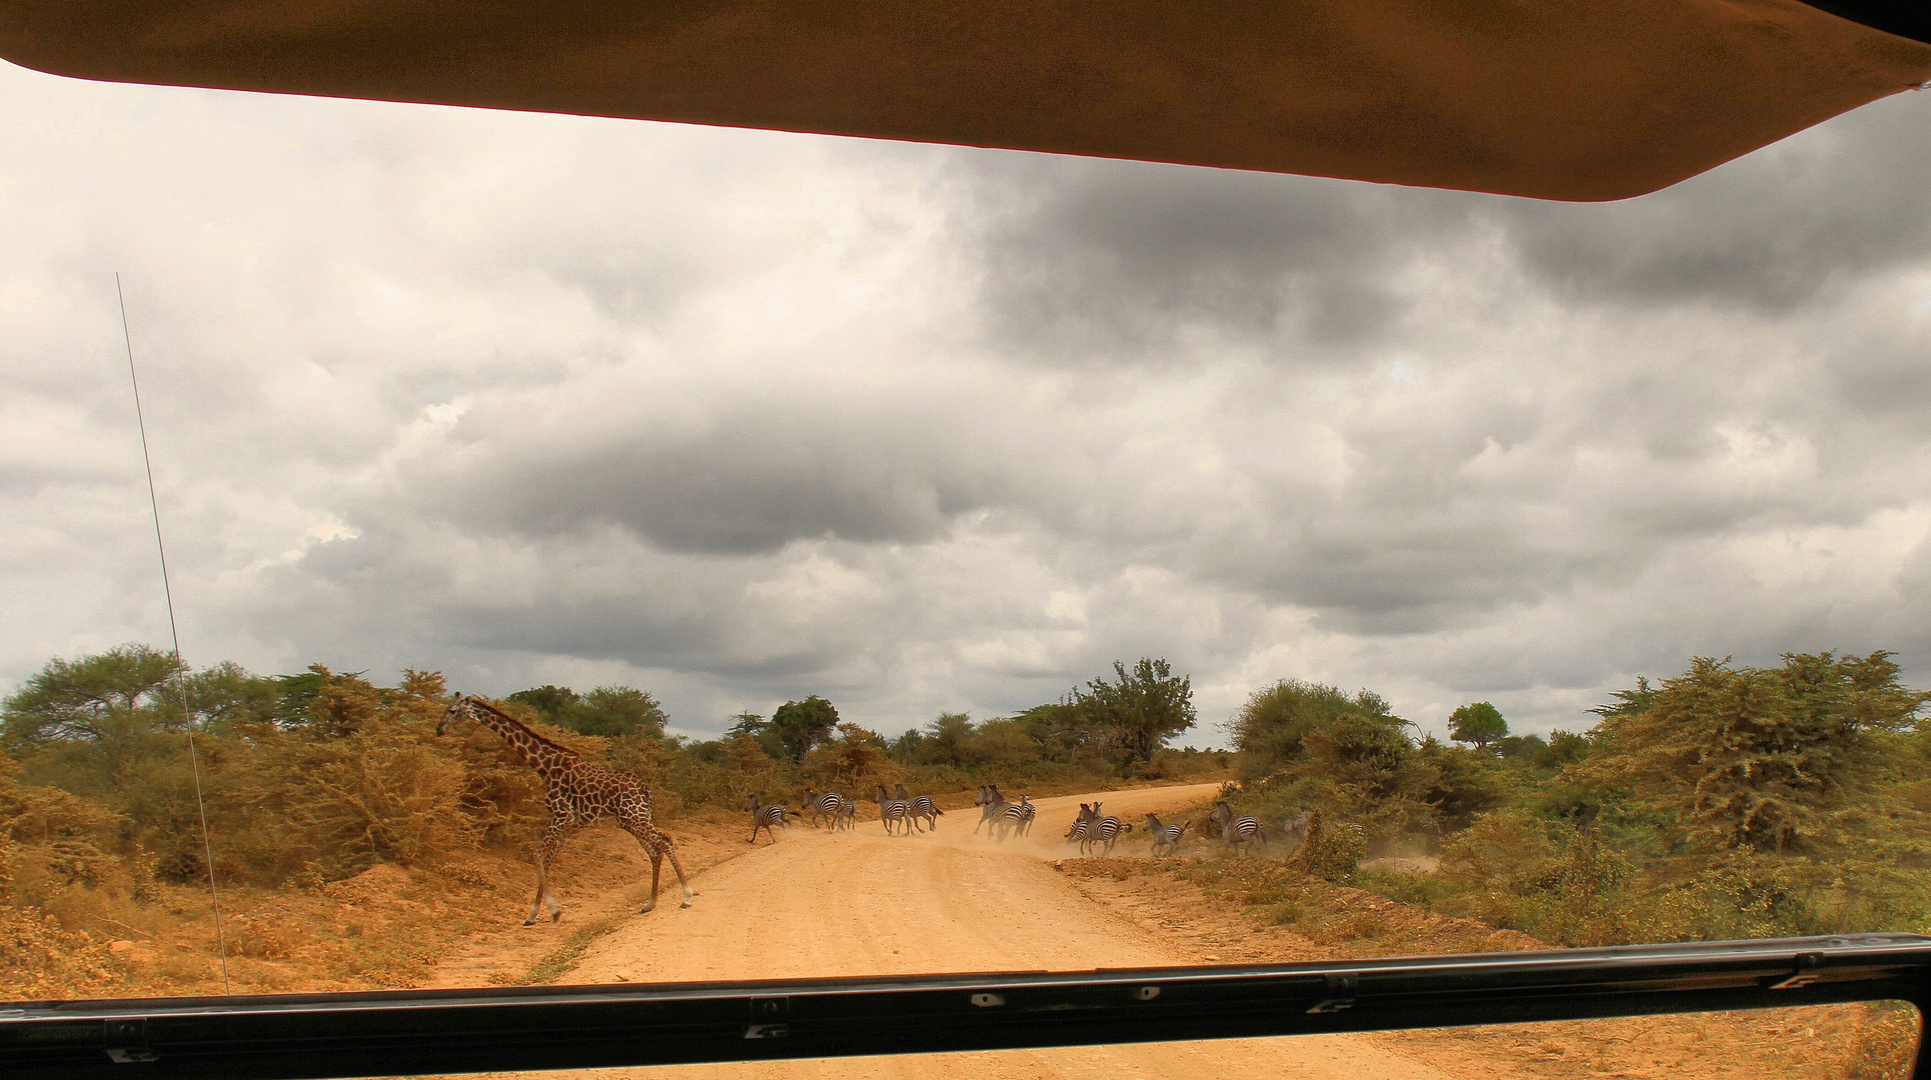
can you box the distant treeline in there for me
[1222,651,1931,946]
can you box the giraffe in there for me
[438,695,693,925]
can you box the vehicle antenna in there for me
[116,272,231,994]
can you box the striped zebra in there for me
[1085,802,1131,855]
[1143,812,1186,857]
[836,797,858,831]
[994,797,1028,841]
[973,785,1006,835]
[1064,802,1094,849]
[874,786,914,836]
[744,795,790,844]
[1209,800,1266,857]
[893,783,944,833]
[1064,802,1127,854]
[907,786,944,832]
[800,788,849,829]
[1014,795,1035,836]
[974,785,1026,841]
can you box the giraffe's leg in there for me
[654,829,694,908]
[626,830,665,914]
[527,822,567,927]
[626,820,694,910]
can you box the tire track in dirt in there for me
[470,782,1450,1080]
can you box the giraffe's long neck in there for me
[468,700,577,775]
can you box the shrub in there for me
[1291,811,1366,883]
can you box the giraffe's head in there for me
[438,696,476,736]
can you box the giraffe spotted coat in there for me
[439,695,692,925]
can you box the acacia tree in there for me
[804,723,893,789]
[1228,679,1407,780]
[1448,702,1508,750]
[507,684,668,738]
[1075,658,1196,774]
[2,643,184,745]
[1,644,198,783]
[1580,652,1927,852]
[770,695,840,762]
[912,712,975,767]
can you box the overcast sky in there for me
[6,60,1931,744]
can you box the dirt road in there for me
[478,782,1450,1080]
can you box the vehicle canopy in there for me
[1,0,1928,200]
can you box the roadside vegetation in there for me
[1221,651,1931,947]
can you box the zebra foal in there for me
[744,795,791,844]
[801,788,851,829]
[1143,812,1186,857]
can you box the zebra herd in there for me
[1059,801,1317,859]
[745,785,1315,862]
[742,784,944,843]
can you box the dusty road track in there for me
[474,782,1449,1080]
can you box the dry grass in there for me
[0,810,755,1000]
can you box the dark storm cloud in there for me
[965,155,1464,361]
[1490,93,1931,312]
[411,389,1064,555]
[967,90,1931,369]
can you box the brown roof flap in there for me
[3,0,1929,200]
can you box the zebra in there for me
[1084,802,1131,855]
[1064,802,1095,850]
[973,785,1006,835]
[1209,800,1266,857]
[893,783,944,833]
[972,785,1025,841]
[744,795,790,844]
[1064,802,1125,854]
[905,786,943,832]
[801,788,849,829]
[836,797,858,831]
[1143,812,1186,857]
[1014,794,1035,837]
[994,796,1028,841]
[874,785,914,836]
[1281,808,1311,849]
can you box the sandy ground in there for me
[468,782,1454,1080]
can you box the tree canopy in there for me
[506,683,668,739]
[1074,658,1196,773]
[2,643,185,745]
[1580,651,1928,852]
[770,695,840,762]
[1229,679,1409,780]
[1448,702,1508,749]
